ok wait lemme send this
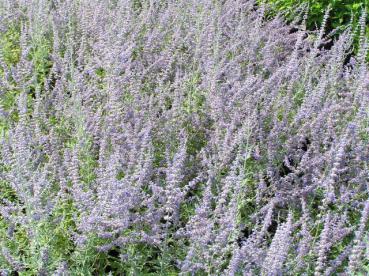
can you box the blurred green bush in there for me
[259,0,368,31]
[258,0,369,60]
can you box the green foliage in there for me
[0,20,53,133]
[0,24,21,66]
[182,72,206,115]
[0,199,77,274]
[259,0,369,59]
[30,32,53,85]
[259,0,369,31]
[0,24,21,132]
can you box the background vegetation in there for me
[259,0,369,30]
[259,0,369,58]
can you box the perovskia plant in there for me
[0,0,368,275]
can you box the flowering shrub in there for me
[0,0,369,275]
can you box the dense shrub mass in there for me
[0,0,369,275]
[258,0,369,32]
